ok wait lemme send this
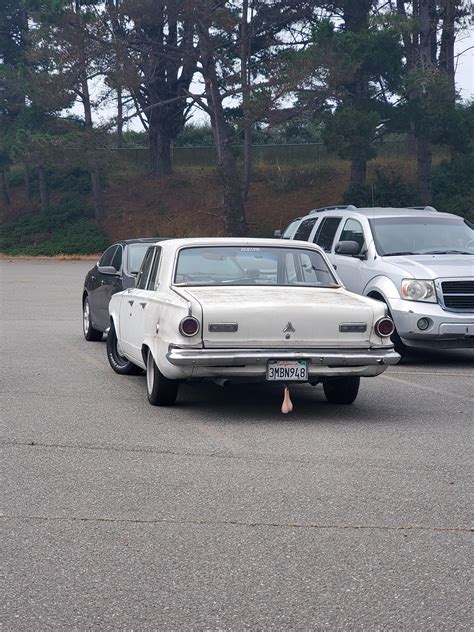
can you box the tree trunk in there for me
[241,0,252,204]
[198,14,248,236]
[38,165,49,213]
[439,0,456,102]
[90,162,104,222]
[350,157,367,186]
[149,113,173,177]
[417,136,432,204]
[343,1,371,186]
[117,87,123,149]
[1,170,10,207]
[24,165,32,209]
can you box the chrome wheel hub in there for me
[146,352,154,394]
[83,301,90,334]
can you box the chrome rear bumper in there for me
[166,346,400,367]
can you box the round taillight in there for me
[375,317,395,337]
[179,317,200,337]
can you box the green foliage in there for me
[0,215,109,255]
[6,166,25,187]
[47,167,92,194]
[122,130,148,147]
[343,168,418,207]
[322,107,379,162]
[0,191,102,254]
[175,124,214,147]
[432,154,474,222]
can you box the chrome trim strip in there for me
[166,347,400,367]
[171,287,193,316]
[339,322,367,332]
[209,323,238,332]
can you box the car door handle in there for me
[140,302,147,309]
[333,264,337,269]
[101,280,106,285]
[128,300,134,306]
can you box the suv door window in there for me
[294,217,317,241]
[313,217,342,251]
[282,218,301,239]
[136,248,155,289]
[98,245,118,267]
[110,245,123,271]
[339,218,365,251]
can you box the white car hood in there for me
[381,254,474,279]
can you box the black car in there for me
[82,238,162,341]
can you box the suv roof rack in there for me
[407,206,438,212]
[309,205,358,215]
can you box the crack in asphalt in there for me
[1,439,471,471]
[0,439,286,462]
[1,513,472,533]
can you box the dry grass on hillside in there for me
[1,156,423,243]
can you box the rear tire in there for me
[83,296,103,341]
[146,349,179,406]
[391,329,407,355]
[106,322,142,375]
[323,376,360,405]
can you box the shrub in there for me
[0,214,108,255]
[432,154,474,222]
[343,168,418,207]
[47,167,92,195]
[7,167,26,187]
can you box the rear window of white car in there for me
[174,246,338,288]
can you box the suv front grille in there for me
[441,280,474,310]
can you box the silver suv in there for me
[277,205,474,353]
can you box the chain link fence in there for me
[110,138,439,169]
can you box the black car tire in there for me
[146,349,179,406]
[322,376,360,405]
[83,296,103,341]
[106,322,142,375]
[391,328,407,355]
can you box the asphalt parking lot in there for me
[1,259,473,630]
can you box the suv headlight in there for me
[401,279,437,303]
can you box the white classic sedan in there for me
[106,238,400,406]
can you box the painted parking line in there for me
[381,373,474,403]
[390,370,474,377]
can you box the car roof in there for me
[297,206,459,221]
[112,238,166,246]
[157,237,327,251]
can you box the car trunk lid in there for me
[184,286,375,348]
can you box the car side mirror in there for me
[98,265,119,275]
[273,229,282,238]
[335,240,362,257]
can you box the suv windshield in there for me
[174,246,338,287]
[369,216,474,256]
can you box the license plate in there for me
[266,360,308,381]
